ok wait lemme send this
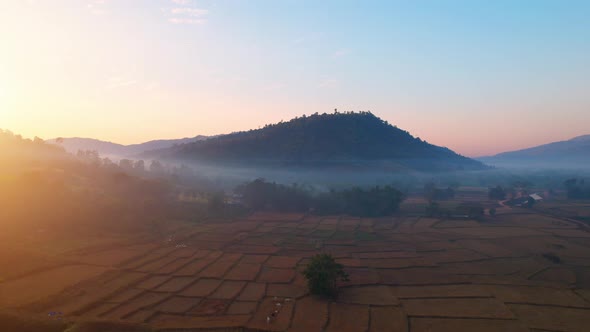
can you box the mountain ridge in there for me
[478,134,590,168]
[146,112,487,171]
[47,135,209,157]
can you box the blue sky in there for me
[1,0,589,156]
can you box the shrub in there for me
[302,253,349,297]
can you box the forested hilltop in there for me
[149,112,487,171]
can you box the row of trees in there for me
[75,150,202,183]
[564,178,590,199]
[489,178,590,201]
[423,182,456,201]
[315,185,405,217]
[76,150,168,174]
[488,183,538,201]
[425,201,485,219]
[236,179,405,217]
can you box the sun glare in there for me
[0,80,8,100]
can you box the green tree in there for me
[149,160,165,175]
[303,254,349,297]
[133,160,145,173]
[425,201,440,217]
[488,186,506,200]
[207,192,225,215]
[119,159,134,172]
[489,207,497,216]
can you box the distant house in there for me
[507,197,530,207]
[506,193,542,207]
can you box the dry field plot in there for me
[136,275,170,290]
[266,283,307,298]
[238,282,266,301]
[225,262,262,280]
[2,211,590,331]
[326,303,369,332]
[209,280,247,299]
[338,285,398,305]
[154,276,195,292]
[289,296,328,332]
[0,265,109,308]
[101,291,170,320]
[370,306,407,332]
[152,296,199,314]
[401,297,515,319]
[246,297,295,331]
[181,278,222,297]
[409,317,528,332]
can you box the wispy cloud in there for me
[318,79,339,88]
[106,76,137,89]
[171,7,209,16]
[87,0,107,16]
[332,49,350,58]
[166,3,209,25]
[212,75,246,86]
[291,37,306,45]
[262,82,284,91]
[169,18,207,25]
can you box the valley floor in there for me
[1,211,590,331]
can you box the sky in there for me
[1,0,589,157]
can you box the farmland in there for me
[1,208,590,331]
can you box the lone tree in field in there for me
[303,253,349,297]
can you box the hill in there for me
[47,136,208,157]
[479,134,590,168]
[148,112,487,171]
[0,128,177,237]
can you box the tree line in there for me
[564,178,590,199]
[235,178,405,217]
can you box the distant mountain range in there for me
[47,136,209,158]
[145,112,488,171]
[478,134,590,168]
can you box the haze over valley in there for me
[2,1,590,331]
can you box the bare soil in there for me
[2,207,590,332]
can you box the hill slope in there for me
[479,134,590,168]
[47,136,208,157]
[149,112,487,171]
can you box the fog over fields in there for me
[2,0,590,331]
